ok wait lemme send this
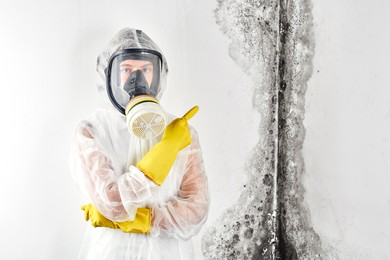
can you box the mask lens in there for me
[108,51,162,112]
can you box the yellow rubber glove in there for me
[136,106,199,186]
[81,204,151,234]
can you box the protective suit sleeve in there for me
[71,120,158,222]
[150,127,210,240]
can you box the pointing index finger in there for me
[181,106,199,122]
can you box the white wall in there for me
[304,0,390,258]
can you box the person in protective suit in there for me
[70,27,210,260]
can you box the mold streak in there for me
[202,0,339,259]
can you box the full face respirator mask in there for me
[106,49,167,139]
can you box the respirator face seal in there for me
[106,48,163,115]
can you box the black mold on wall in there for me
[201,0,338,259]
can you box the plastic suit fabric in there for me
[69,28,210,260]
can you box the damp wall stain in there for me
[201,0,339,259]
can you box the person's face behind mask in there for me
[119,59,154,89]
[107,50,162,113]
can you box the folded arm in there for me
[72,121,157,222]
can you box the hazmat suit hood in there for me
[96,27,169,111]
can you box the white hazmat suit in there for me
[70,28,210,260]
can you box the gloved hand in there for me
[136,106,199,186]
[81,204,151,234]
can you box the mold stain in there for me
[201,0,339,259]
